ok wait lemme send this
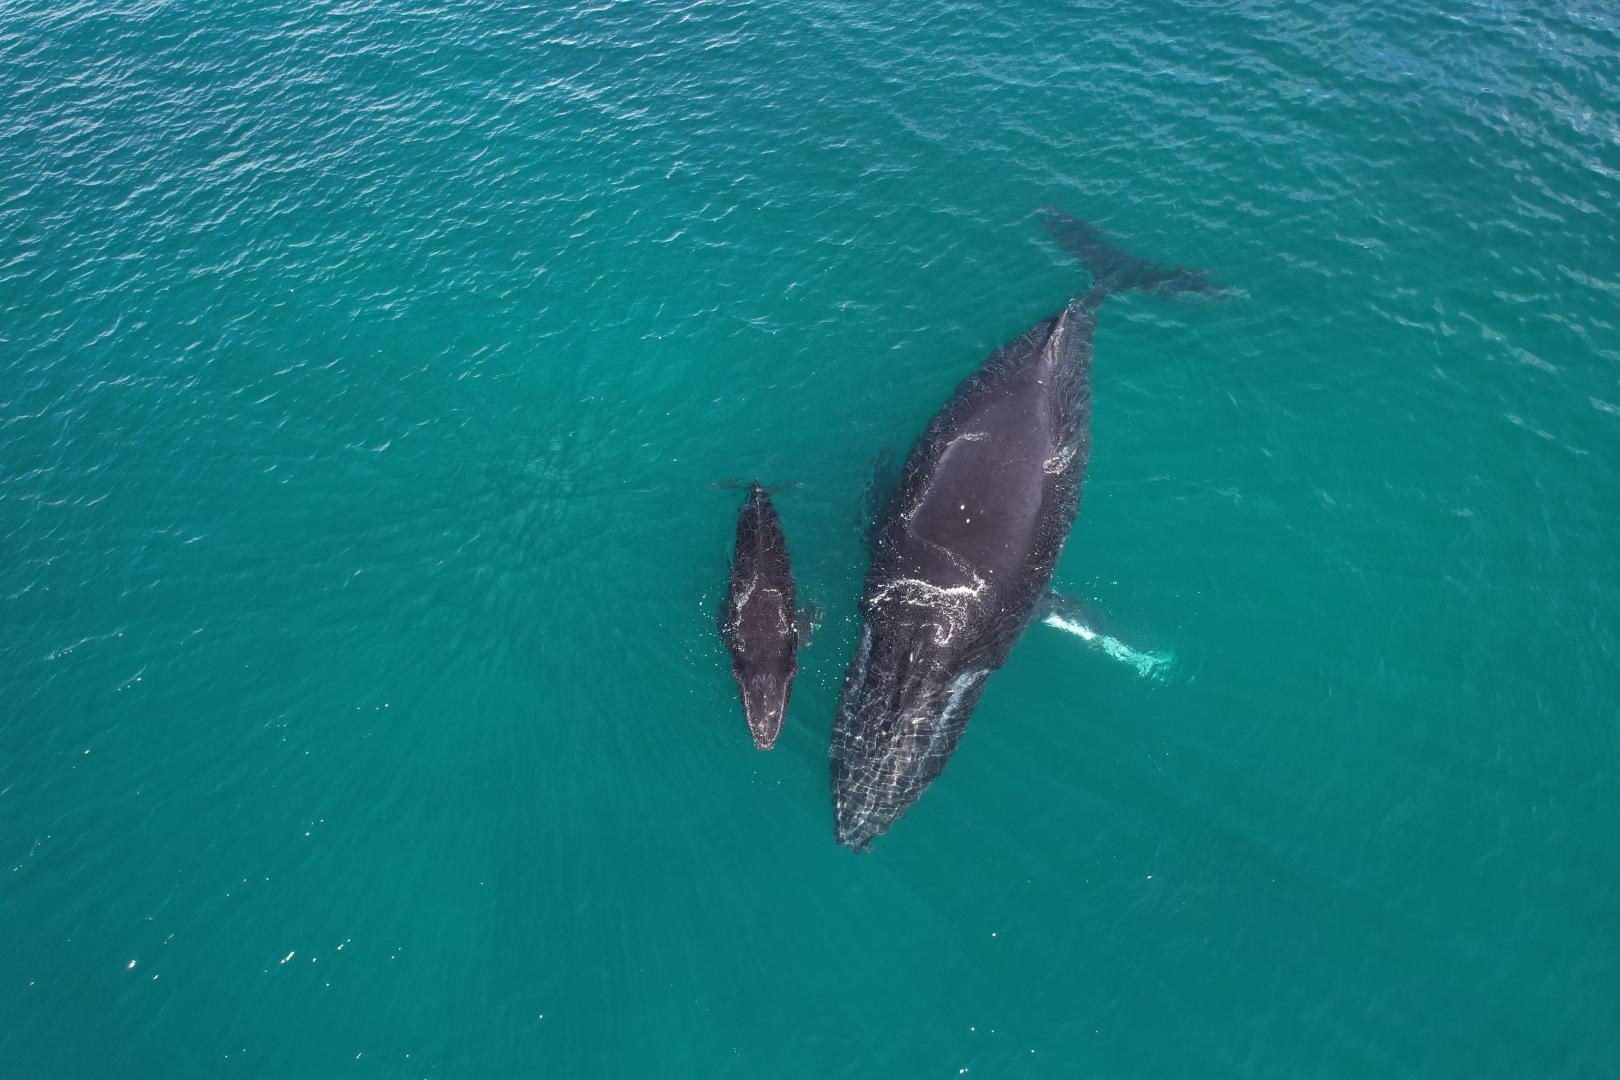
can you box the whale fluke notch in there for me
[1041,207,1229,304]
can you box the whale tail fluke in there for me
[1042,207,1229,304]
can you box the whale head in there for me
[738,669,793,750]
[831,623,990,850]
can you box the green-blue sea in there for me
[3,0,1618,1075]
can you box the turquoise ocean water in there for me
[4,0,1618,1075]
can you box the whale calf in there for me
[831,209,1224,850]
[719,482,801,750]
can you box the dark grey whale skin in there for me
[831,210,1223,851]
[721,483,799,750]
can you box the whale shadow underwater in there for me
[830,208,1228,851]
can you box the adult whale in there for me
[830,209,1225,851]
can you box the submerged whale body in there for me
[830,210,1224,851]
[720,482,800,750]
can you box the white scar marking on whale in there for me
[729,573,793,643]
[867,575,987,646]
[931,668,988,748]
[898,431,990,527]
[1041,614,1173,681]
[1043,445,1076,475]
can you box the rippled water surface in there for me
[4,0,1618,1075]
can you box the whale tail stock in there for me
[1041,207,1230,307]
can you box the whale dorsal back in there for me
[906,380,1053,579]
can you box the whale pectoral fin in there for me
[1036,589,1105,634]
[796,602,822,648]
[859,446,898,551]
[1037,590,1175,681]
